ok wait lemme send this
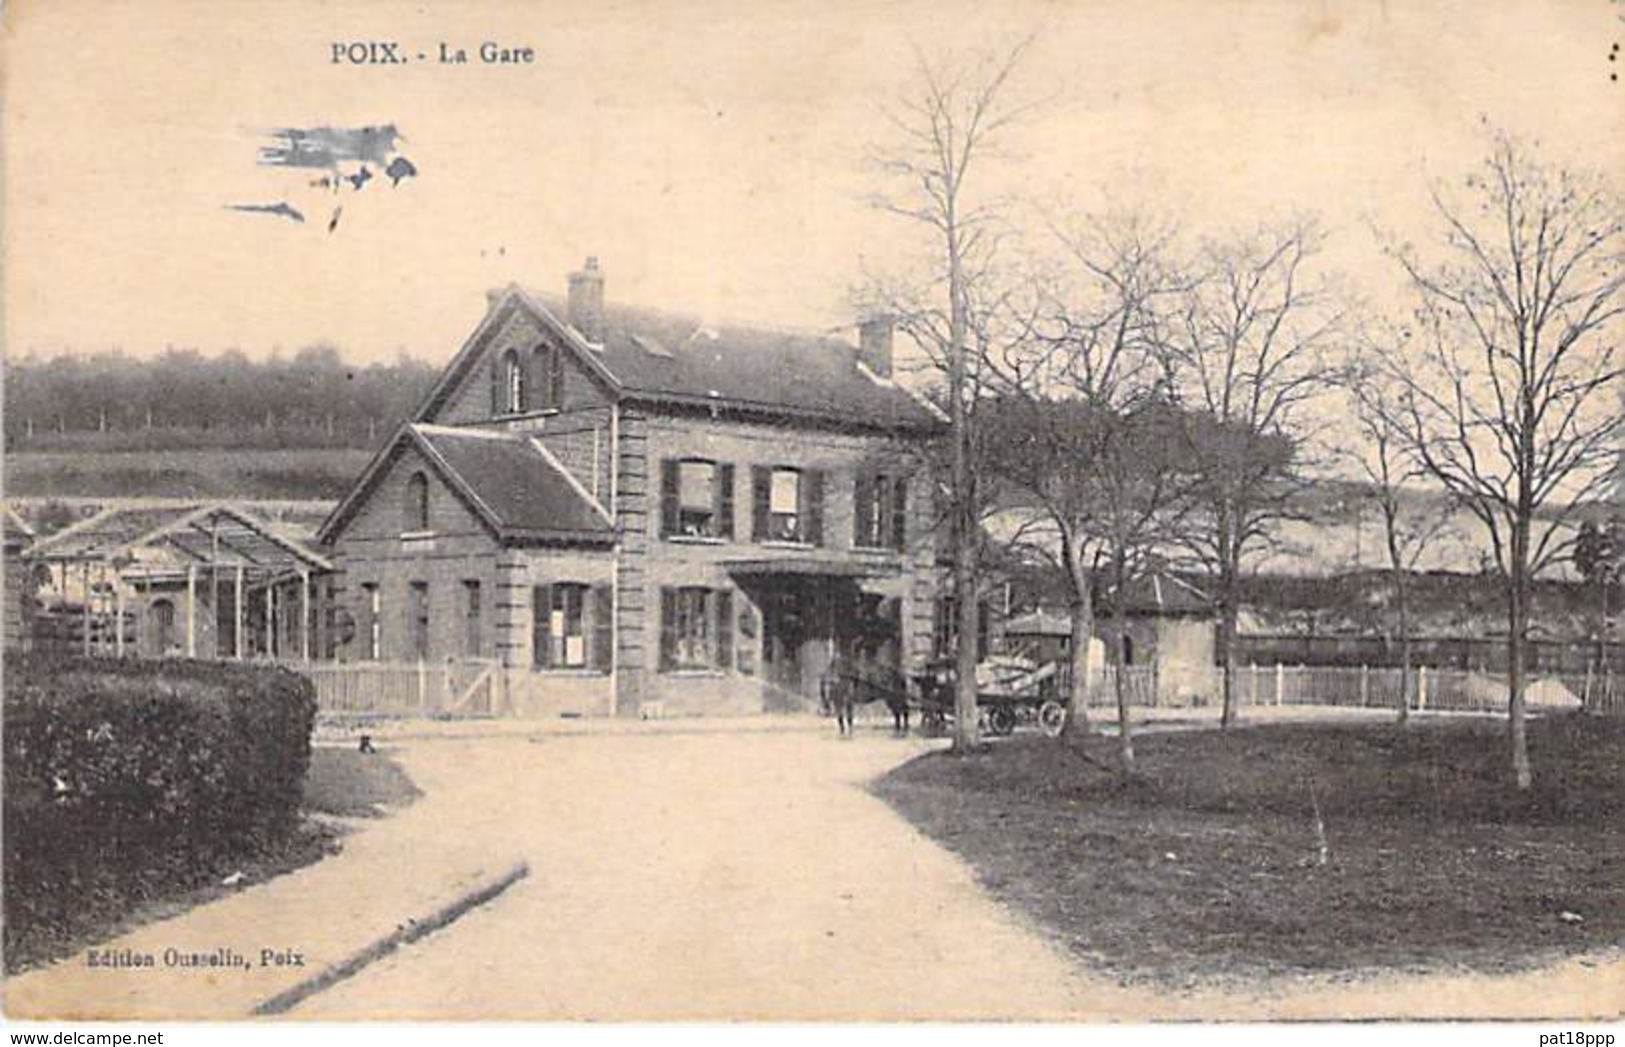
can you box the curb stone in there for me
[252,860,529,1016]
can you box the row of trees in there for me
[873,45,1625,790]
[2,345,439,450]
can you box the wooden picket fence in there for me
[295,658,499,719]
[1068,663,1621,716]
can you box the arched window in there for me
[535,343,564,409]
[502,349,525,414]
[405,471,430,532]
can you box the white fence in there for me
[1071,663,1623,716]
[296,659,499,719]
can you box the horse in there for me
[827,663,912,736]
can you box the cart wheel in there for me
[1038,700,1067,738]
[988,704,1017,736]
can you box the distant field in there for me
[4,448,373,501]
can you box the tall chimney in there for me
[567,257,605,343]
[857,315,895,379]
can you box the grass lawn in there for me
[872,713,1624,988]
[304,744,423,818]
[5,746,418,974]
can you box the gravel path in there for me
[292,731,1123,1020]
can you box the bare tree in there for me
[1384,133,1625,789]
[1340,343,1458,724]
[1165,223,1341,729]
[978,216,1191,770]
[867,38,1037,753]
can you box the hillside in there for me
[4,448,372,502]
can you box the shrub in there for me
[3,656,317,962]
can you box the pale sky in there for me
[3,0,1620,365]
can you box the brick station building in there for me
[319,260,947,718]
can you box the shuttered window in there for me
[532,583,613,672]
[659,587,734,672]
[660,459,734,539]
[854,473,909,551]
[753,466,823,546]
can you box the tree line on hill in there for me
[2,345,439,451]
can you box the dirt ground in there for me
[9,725,1619,1020]
[296,728,1620,1020]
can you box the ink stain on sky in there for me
[227,124,418,234]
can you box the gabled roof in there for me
[414,286,946,434]
[1102,570,1213,618]
[318,423,615,546]
[1004,609,1073,637]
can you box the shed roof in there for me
[23,502,331,577]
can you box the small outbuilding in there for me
[1095,569,1218,705]
[21,502,333,661]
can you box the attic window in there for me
[502,350,525,414]
[405,471,430,532]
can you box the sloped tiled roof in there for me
[414,425,612,540]
[319,424,614,545]
[536,294,945,431]
[414,287,947,434]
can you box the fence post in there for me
[1417,666,1428,712]
[1360,664,1369,706]
[417,659,429,714]
[1275,662,1285,706]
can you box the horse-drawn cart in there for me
[912,656,1068,737]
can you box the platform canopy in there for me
[23,501,331,580]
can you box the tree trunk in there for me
[1395,575,1412,726]
[953,551,981,752]
[1508,542,1532,791]
[1112,554,1135,772]
[1061,541,1092,743]
[1217,572,1240,729]
[946,205,979,755]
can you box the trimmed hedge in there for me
[4,656,317,964]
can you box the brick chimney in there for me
[857,315,895,379]
[567,257,605,343]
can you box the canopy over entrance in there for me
[722,556,895,580]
